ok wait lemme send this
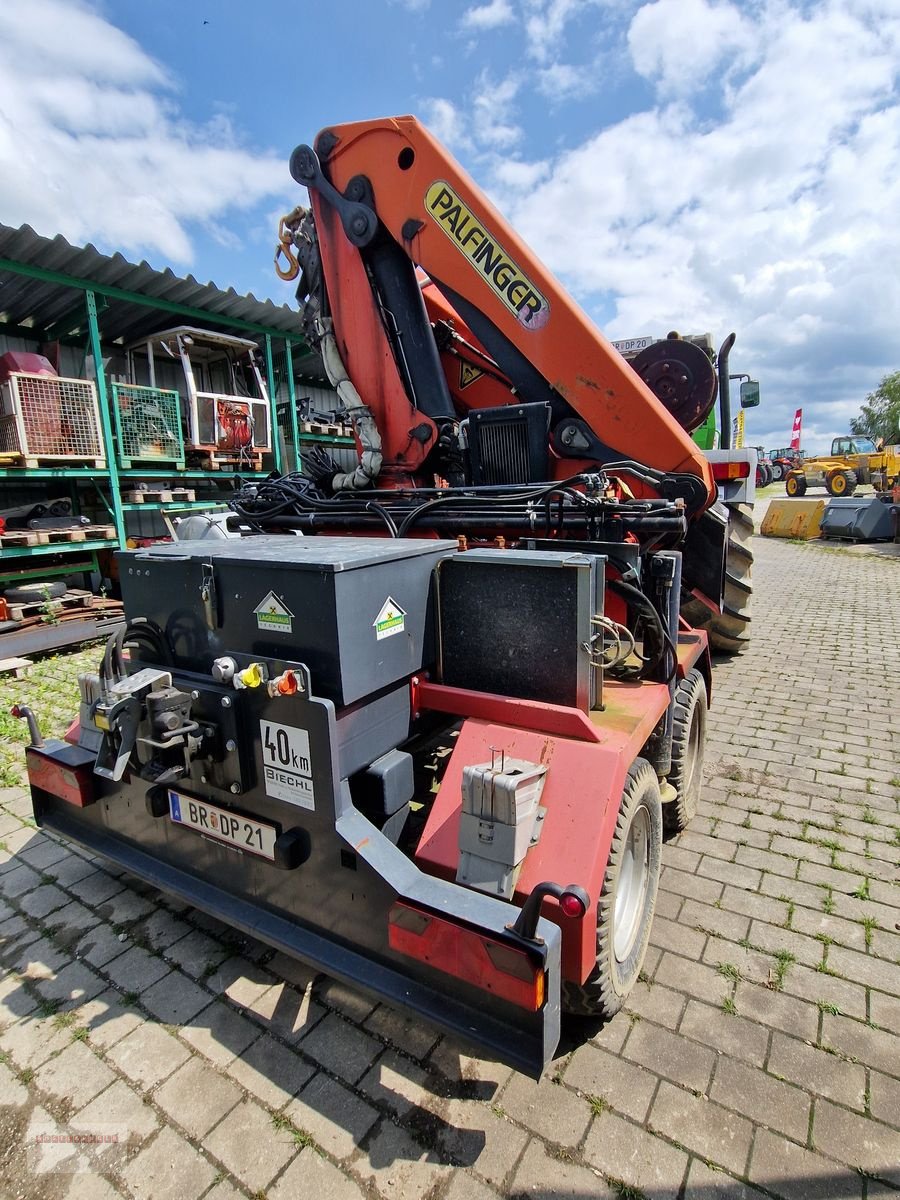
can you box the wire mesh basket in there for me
[112,383,185,468]
[0,373,105,465]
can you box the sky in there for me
[0,0,897,452]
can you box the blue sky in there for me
[0,0,898,451]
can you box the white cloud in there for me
[485,0,900,448]
[0,0,287,266]
[461,0,516,30]
[628,0,755,97]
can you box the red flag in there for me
[790,408,802,450]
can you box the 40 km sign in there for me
[260,719,315,810]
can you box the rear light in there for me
[388,901,546,1010]
[559,891,588,918]
[711,460,751,481]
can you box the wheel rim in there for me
[684,708,701,799]
[614,804,651,963]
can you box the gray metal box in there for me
[119,536,457,707]
[437,549,604,711]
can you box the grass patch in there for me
[851,878,871,902]
[37,998,61,1019]
[19,1067,34,1084]
[860,806,877,825]
[816,1000,840,1016]
[769,950,796,991]
[51,1010,76,1029]
[608,1178,647,1200]
[722,996,737,1016]
[717,962,742,983]
[860,916,878,949]
[71,1026,89,1042]
[822,888,836,915]
[120,991,140,1007]
[780,898,796,930]
[586,1093,610,1118]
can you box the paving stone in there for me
[562,1042,659,1123]
[654,951,731,1004]
[623,1017,715,1093]
[161,928,229,978]
[101,945,169,994]
[139,970,210,1025]
[18,882,69,919]
[106,1022,192,1090]
[732,982,819,1041]
[264,985,327,1044]
[583,1110,689,1199]
[625,980,686,1030]
[359,1047,432,1117]
[777,961,868,1020]
[498,1071,592,1147]
[686,1158,769,1198]
[354,1119,451,1200]
[659,865,724,905]
[678,999,771,1067]
[95,886,156,926]
[748,1128,864,1195]
[680,896,752,942]
[224,1032,315,1109]
[25,1103,85,1176]
[767,1031,866,1110]
[821,1012,899,1075]
[75,924,129,969]
[0,1013,72,1070]
[649,913,707,959]
[133,907,191,953]
[266,950,318,990]
[8,934,68,981]
[299,1010,383,1084]
[205,955,277,1010]
[870,1071,900,1128]
[268,1146,367,1200]
[425,1037,513,1101]
[33,1040,116,1110]
[43,900,101,944]
[748,919,824,970]
[870,990,900,1035]
[41,852,96,890]
[442,1173,499,1200]
[152,1056,242,1139]
[33,960,106,1010]
[710,1054,810,1141]
[510,1136,615,1199]
[204,1098,297,1191]
[438,1097,529,1185]
[697,855,762,890]
[69,870,126,907]
[313,975,378,1023]
[363,1003,442,1060]
[0,861,41,898]
[826,943,900,996]
[122,1126,217,1200]
[178,998,259,1067]
[80,990,144,1050]
[0,970,37,1027]
[649,1080,753,1175]
[284,1072,379,1159]
[813,1098,900,1185]
[703,933,774,986]
[0,1058,28,1105]
[70,1077,158,1152]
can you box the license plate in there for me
[167,791,278,861]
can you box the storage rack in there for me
[0,224,349,635]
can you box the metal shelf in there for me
[116,469,269,479]
[0,538,116,560]
[121,501,229,512]
[0,467,111,479]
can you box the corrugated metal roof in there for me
[0,223,306,345]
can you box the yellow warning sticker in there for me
[425,182,550,330]
[459,361,484,389]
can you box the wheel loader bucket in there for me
[761,498,826,539]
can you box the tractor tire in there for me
[562,758,662,1018]
[681,502,754,654]
[3,580,67,604]
[827,470,856,497]
[771,462,785,482]
[663,669,707,836]
[785,474,806,497]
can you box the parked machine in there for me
[612,333,758,653]
[785,435,900,497]
[767,447,804,482]
[21,116,742,1075]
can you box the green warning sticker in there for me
[373,596,406,641]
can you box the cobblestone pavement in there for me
[0,529,897,1200]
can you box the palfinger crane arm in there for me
[288,115,715,509]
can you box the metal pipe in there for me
[11,704,43,747]
[717,333,736,450]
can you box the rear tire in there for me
[562,759,662,1018]
[663,670,707,835]
[771,462,785,482]
[681,502,753,654]
[827,470,856,496]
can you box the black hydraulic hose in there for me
[607,577,678,684]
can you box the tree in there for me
[850,371,900,443]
